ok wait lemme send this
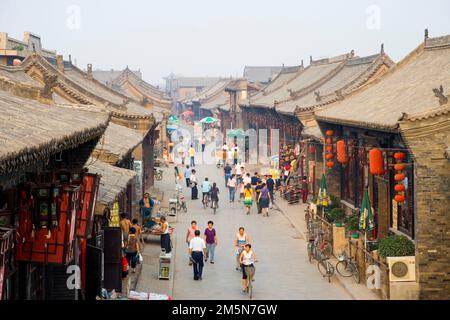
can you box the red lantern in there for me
[394,173,406,181]
[336,140,347,164]
[326,161,334,168]
[326,130,334,136]
[326,154,333,160]
[394,194,405,203]
[369,148,384,175]
[394,184,405,192]
[394,163,405,171]
[326,145,333,152]
[326,138,332,144]
[394,152,405,161]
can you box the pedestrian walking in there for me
[184,165,192,188]
[190,169,198,200]
[174,166,181,184]
[132,218,144,251]
[125,227,140,273]
[243,183,253,215]
[160,216,171,254]
[301,176,308,203]
[259,183,272,217]
[189,230,206,280]
[177,144,187,166]
[232,146,239,165]
[227,174,237,202]
[266,174,275,208]
[254,180,263,214]
[204,221,218,263]
[188,144,196,167]
[224,163,232,187]
[186,221,198,265]
[200,135,206,153]
[221,143,229,166]
[162,147,169,167]
[120,213,132,246]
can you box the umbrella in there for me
[200,117,218,124]
[168,115,178,122]
[182,110,194,116]
[316,174,331,207]
[227,128,246,138]
[359,189,375,232]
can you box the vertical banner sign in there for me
[133,160,143,201]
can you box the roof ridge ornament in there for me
[380,43,384,55]
[424,28,429,42]
[432,85,448,106]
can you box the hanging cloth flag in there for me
[316,173,331,207]
[359,189,375,232]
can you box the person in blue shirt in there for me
[201,178,211,205]
[184,165,192,187]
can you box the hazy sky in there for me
[1,0,449,85]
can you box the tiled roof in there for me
[316,35,450,131]
[112,68,172,108]
[0,65,42,87]
[96,123,144,161]
[93,68,142,85]
[276,53,391,115]
[0,89,110,174]
[243,66,287,83]
[86,160,136,206]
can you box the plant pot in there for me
[351,232,360,239]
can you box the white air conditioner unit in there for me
[387,256,416,282]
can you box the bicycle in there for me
[202,193,210,209]
[336,251,360,284]
[317,250,335,283]
[244,261,257,299]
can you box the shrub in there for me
[345,215,360,232]
[378,235,415,258]
[327,207,345,223]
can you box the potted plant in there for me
[379,235,415,258]
[327,207,345,226]
[345,214,360,239]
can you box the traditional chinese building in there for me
[20,53,159,192]
[315,31,450,299]
[0,70,110,299]
[110,67,172,112]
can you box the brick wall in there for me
[400,108,450,300]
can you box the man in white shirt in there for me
[189,230,206,280]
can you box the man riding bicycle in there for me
[201,178,211,206]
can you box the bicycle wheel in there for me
[307,242,313,263]
[336,260,353,277]
[351,263,360,284]
[317,259,334,280]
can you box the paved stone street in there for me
[163,161,353,300]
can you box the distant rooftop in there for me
[243,66,291,84]
[93,68,142,85]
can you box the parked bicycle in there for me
[336,251,360,283]
[317,250,335,283]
